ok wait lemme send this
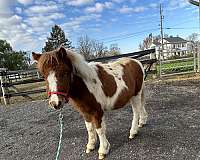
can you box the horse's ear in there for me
[32,52,41,61]
[57,46,67,59]
[58,46,66,54]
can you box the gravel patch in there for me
[1,80,200,160]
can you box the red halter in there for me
[48,91,69,103]
[47,70,74,104]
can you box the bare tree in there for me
[77,35,94,60]
[139,43,145,50]
[139,34,162,50]
[109,43,120,55]
[187,33,199,52]
[187,33,199,42]
[77,35,112,59]
[92,40,107,58]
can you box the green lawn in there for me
[157,59,196,74]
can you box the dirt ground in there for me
[1,79,200,160]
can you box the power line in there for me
[99,28,159,42]
[164,27,199,29]
[116,19,160,26]
[102,28,159,43]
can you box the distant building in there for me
[150,36,192,59]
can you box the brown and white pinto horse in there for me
[32,47,148,160]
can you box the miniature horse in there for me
[32,47,148,160]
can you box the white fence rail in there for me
[158,49,199,77]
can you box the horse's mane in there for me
[37,48,98,80]
[37,50,60,73]
[66,49,98,80]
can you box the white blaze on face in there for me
[47,71,59,105]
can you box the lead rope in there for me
[55,112,64,160]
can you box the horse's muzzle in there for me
[49,101,63,110]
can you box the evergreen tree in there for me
[0,39,29,70]
[42,25,72,52]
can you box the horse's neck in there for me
[69,74,87,99]
[72,61,98,81]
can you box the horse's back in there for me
[94,57,144,110]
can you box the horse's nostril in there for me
[49,101,52,106]
[58,101,62,107]
[49,101,56,108]
[49,101,62,109]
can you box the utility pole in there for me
[159,4,164,77]
[198,0,200,72]
[188,0,200,72]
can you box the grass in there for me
[157,58,196,74]
[0,81,47,105]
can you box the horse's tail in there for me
[141,83,145,108]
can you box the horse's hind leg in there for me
[129,93,141,139]
[85,121,97,153]
[139,86,148,128]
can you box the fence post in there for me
[193,48,197,72]
[0,70,9,105]
[158,48,162,78]
[198,43,200,72]
[37,72,40,79]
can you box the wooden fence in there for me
[0,49,156,105]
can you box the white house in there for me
[150,36,192,59]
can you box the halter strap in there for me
[47,69,74,103]
[48,91,69,103]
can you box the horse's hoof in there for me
[99,153,106,160]
[129,135,135,139]
[129,130,138,139]
[86,148,92,154]
[138,123,143,128]
[129,133,137,139]
[86,147,95,154]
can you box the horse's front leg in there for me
[85,121,97,153]
[95,116,110,160]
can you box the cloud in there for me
[119,5,145,14]
[0,0,14,16]
[15,7,23,14]
[0,14,42,51]
[149,3,158,8]
[62,14,101,32]
[111,0,125,3]
[111,0,137,3]
[26,5,59,14]
[130,0,137,3]
[25,13,65,32]
[34,0,58,5]
[133,7,145,12]
[85,3,104,13]
[104,2,113,8]
[85,2,113,13]
[167,0,190,10]
[17,0,33,5]
[119,6,133,14]
[67,0,94,6]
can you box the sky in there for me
[0,0,199,54]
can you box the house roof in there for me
[153,41,161,45]
[164,37,187,43]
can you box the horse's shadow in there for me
[107,127,146,154]
[59,115,150,156]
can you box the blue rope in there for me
[55,112,64,160]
